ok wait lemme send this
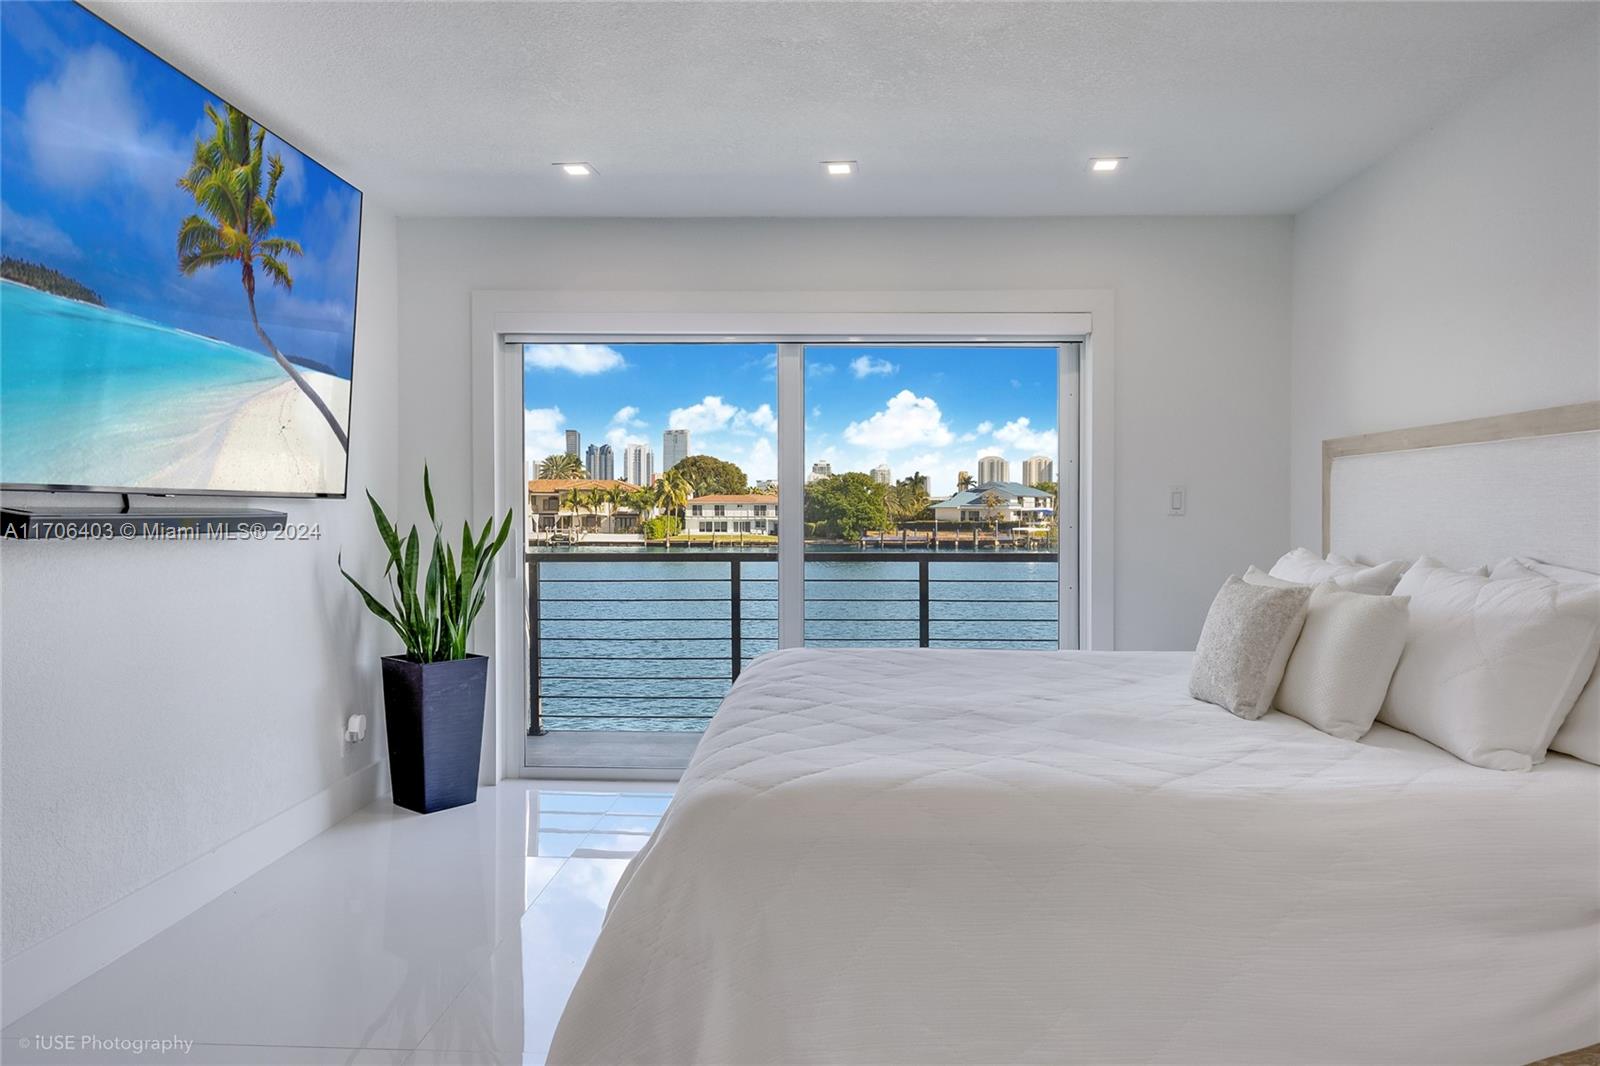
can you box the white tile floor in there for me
[2,782,672,1066]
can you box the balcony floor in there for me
[524,730,701,778]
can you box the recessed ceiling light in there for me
[556,162,595,177]
[822,160,857,177]
[1089,157,1123,173]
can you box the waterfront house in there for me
[930,481,1053,525]
[527,478,641,537]
[686,493,778,535]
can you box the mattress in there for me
[548,649,1600,1065]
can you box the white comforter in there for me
[549,650,1600,1065]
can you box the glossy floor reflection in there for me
[3,782,672,1066]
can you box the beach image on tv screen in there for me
[0,2,361,496]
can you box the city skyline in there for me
[524,342,1057,495]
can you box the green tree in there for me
[561,484,588,533]
[1031,480,1057,498]
[176,103,346,451]
[656,470,691,518]
[805,472,890,540]
[956,471,976,492]
[888,473,932,525]
[625,485,658,519]
[978,490,1008,531]
[671,454,748,496]
[538,453,585,479]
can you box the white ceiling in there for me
[90,1,1587,218]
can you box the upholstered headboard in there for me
[1323,402,1600,573]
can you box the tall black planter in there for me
[381,654,488,814]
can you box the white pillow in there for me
[1379,560,1600,770]
[1242,565,1302,589]
[1274,585,1411,741]
[1402,554,1490,578]
[1268,548,1407,595]
[1490,558,1600,765]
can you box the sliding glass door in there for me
[801,344,1070,651]
[521,339,1078,768]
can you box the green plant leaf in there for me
[339,557,411,652]
[366,491,402,576]
[423,464,437,527]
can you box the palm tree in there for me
[956,472,976,492]
[602,484,629,532]
[654,472,691,546]
[176,103,347,451]
[582,487,607,533]
[538,453,585,479]
[561,485,587,535]
[625,485,658,518]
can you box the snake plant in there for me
[341,466,515,662]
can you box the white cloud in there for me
[22,45,188,201]
[743,403,777,433]
[523,343,626,375]
[807,361,836,378]
[743,437,777,482]
[993,417,1058,455]
[975,421,994,434]
[843,390,954,450]
[524,406,566,458]
[668,395,739,433]
[610,405,645,428]
[0,200,80,262]
[850,354,897,379]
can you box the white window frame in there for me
[471,291,1115,782]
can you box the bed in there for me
[549,404,1600,1065]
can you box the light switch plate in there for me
[1168,486,1186,516]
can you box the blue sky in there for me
[0,1,362,376]
[523,343,1058,497]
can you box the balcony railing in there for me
[526,549,1060,734]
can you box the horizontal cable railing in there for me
[528,550,1059,735]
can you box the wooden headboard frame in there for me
[1321,401,1600,554]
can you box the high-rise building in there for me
[595,444,614,481]
[584,444,600,479]
[807,460,833,483]
[870,464,892,485]
[622,444,655,487]
[565,429,581,456]
[662,429,690,472]
[1021,455,1053,487]
[977,455,1009,484]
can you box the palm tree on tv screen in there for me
[176,103,349,451]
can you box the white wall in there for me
[0,205,401,975]
[1290,18,1600,548]
[398,215,1293,649]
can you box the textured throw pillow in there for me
[1274,585,1411,740]
[1380,560,1600,770]
[1190,576,1312,720]
[1490,558,1600,765]
[1268,548,1407,595]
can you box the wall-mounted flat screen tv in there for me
[0,1,361,498]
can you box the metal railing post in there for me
[527,558,546,736]
[730,558,743,682]
[918,558,930,648]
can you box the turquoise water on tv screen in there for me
[0,280,282,489]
